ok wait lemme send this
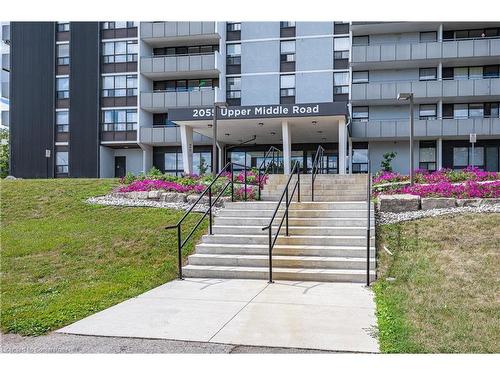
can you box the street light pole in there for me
[212,103,218,176]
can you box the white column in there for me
[437,99,443,119]
[217,142,224,171]
[282,120,292,174]
[338,117,347,174]
[139,144,153,174]
[179,125,194,174]
[438,62,443,80]
[348,136,353,174]
[437,138,443,170]
[438,23,443,41]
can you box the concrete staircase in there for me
[183,174,375,283]
[261,174,368,202]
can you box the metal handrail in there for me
[311,145,325,201]
[262,161,301,283]
[366,159,372,286]
[165,161,259,279]
[257,146,282,200]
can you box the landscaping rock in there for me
[110,192,127,198]
[186,194,209,205]
[378,194,420,213]
[421,197,456,210]
[456,198,481,207]
[128,191,149,200]
[148,190,162,200]
[4,175,17,180]
[161,192,186,203]
[481,198,500,206]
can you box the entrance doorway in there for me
[114,156,126,178]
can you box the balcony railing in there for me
[140,52,219,78]
[352,37,500,64]
[140,89,215,110]
[140,22,218,39]
[351,77,500,101]
[351,117,500,139]
[139,126,211,145]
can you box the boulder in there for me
[456,198,481,207]
[480,198,500,206]
[378,194,420,213]
[110,192,128,198]
[4,175,17,180]
[160,192,187,203]
[421,197,456,210]
[148,190,162,200]
[128,191,149,200]
[186,194,209,205]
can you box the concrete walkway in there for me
[57,278,379,353]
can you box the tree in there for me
[0,129,9,178]
[381,151,397,172]
[199,156,209,175]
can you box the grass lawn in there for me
[0,179,206,336]
[374,213,500,353]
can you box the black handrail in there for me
[258,146,282,200]
[311,145,325,201]
[165,161,260,279]
[261,161,301,283]
[366,159,372,286]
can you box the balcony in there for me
[351,117,500,139]
[140,22,219,46]
[352,37,500,68]
[140,89,215,112]
[139,126,211,145]
[140,52,220,79]
[351,78,500,103]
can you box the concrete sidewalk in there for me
[57,278,379,353]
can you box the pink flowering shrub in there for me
[393,180,500,199]
[119,179,205,194]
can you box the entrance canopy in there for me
[169,102,348,145]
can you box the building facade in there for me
[1,22,9,129]
[7,21,500,178]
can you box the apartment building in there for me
[1,22,9,129]
[7,21,500,178]
[350,22,500,172]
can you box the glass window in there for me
[280,40,295,54]
[227,23,241,32]
[280,22,296,28]
[420,147,436,163]
[352,35,369,46]
[420,31,437,42]
[334,72,349,94]
[454,67,469,80]
[352,71,369,84]
[56,77,69,99]
[226,43,241,56]
[453,147,469,167]
[334,37,349,51]
[468,103,484,117]
[56,151,69,173]
[469,67,483,79]
[101,109,137,131]
[56,111,69,132]
[280,74,295,89]
[483,65,500,78]
[102,40,137,64]
[419,104,437,119]
[485,103,499,118]
[57,44,70,65]
[57,23,70,32]
[469,147,484,166]
[102,42,114,56]
[101,74,137,97]
[353,106,369,121]
[419,67,437,81]
[454,104,469,118]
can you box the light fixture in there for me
[317,130,323,134]
[312,121,317,125]
[270,131,276,135]
[207,123,212,128]
[225,133,230,136]
[397,93,412,101]
[322,137,327,141]
[258,122,264,127]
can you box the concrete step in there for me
[201,234,372,247]
[214,216,372,227]
[212,225,373,236]
[188,253,375,270]
[217,209,375,218]
[195,243,375,257]
[223,201,372,210]
[183,265,376,283]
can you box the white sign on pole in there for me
[45,149,51,158]
[470,133,477,143]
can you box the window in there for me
[453,147,469,167]
[454,67,469,80]
[153,78,218,92]
[56,151,69,174]
[226,77,241,98]
[57,23,70,32]
[485,103,500,118]
[57,44,70,65]
[101,109,137,131]
[352,106,369,121]
[444,28,500,40]
[419,141,436,171]
[102,74,137,97]
[333,72,349,94]
[56,77,69,99]
[153,45,218,56]
[470,147,485,167]
[352,35,369,46]
[352,149,368,173]
[227,23,241,32]
[420,31,437,42]
[419,67,437,81]
[280,74,295,97]
[102,40,138,63]
[280,22,295,28]
[56,111,69,132]
[193,152,212,175]
[102,21,137,29]
[419,104,437,120]
[334,37,349,51]
[453,104,469,118]
[280,40,295,62]
[469,67,483,80]
[226,43,241,65]
[164,152,184,176]
[468,103,484,117]
[483,65,500,79]
[352,71,369,84]
[334,22,349,35]
[442,67,454,80]
[334,37,349,68]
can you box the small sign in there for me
[45,149,51,158]
[470,133,477,143]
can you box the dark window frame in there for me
[102,74,138,97]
